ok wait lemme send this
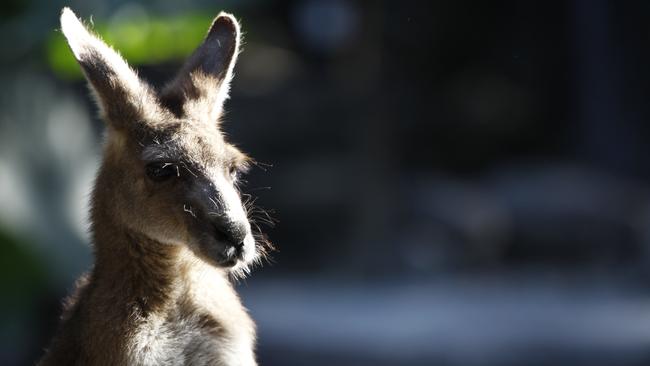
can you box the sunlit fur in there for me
[38,8,271,366]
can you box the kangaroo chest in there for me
[127,264,256,366]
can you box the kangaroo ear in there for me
[161,13,241,122]
[60,7,159,129]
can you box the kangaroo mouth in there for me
[186,231,238,269]
[218,242,245,267]
[211,225,245,265]
[187,210,256,268]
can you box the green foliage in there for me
[0,228,50,319]
[0,227,47,307]
[47,12,214,79]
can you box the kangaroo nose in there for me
[213,218,247,247]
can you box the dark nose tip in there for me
[212,219,247,246]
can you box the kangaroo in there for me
[39,8,269,366]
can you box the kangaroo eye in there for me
[146,163,177,182]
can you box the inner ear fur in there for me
[59,7,163,130]
[160,13,242,120]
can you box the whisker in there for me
[183,204,197,218]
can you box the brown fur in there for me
[39,8,262,366]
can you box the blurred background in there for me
[3,0,650,365]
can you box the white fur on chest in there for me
[128,260,256,366]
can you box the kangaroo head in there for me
[60,8,261,271]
